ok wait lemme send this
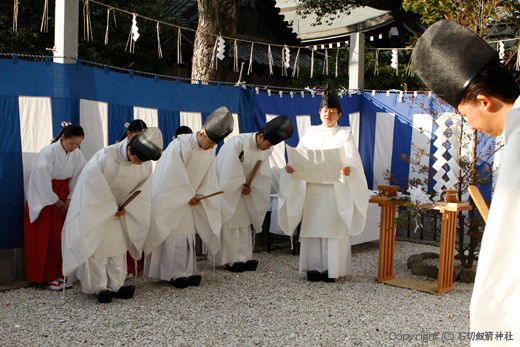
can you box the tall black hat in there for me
[320,79,342,112]
[203,106,234,143]
[411,20,499,109]
[262,115,294,145]
[128,127,163,161]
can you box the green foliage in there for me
[0,1,54,55]
[402,0,520,39]
[1,0,179,74]
[296,0,402,26]
[78,0,178,74]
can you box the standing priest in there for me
[412,20,520,346]
[62,127,163,303]
[278,80,368,282]
[212,115,293,272]
[144,106,234,289]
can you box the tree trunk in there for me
[191,0,241,83]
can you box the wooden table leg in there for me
[436,210,457,293]
[375,203,397,282]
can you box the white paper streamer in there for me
[217,35,225,60]
[284,45,291,68]
[391,49,398,75]
[132,14,140,41]
[432,113,461,194]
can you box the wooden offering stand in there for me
[370,185,472,294]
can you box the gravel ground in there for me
[1,241,472,347]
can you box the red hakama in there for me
[24,179,70,283]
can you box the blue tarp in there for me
[0,58,486,249]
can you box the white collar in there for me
[120,138,130,161]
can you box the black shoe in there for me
[170,277,189,289]
[98,289,113,303]
[321,271,335,283]
[306,270,322,282]
[226,262,246,273]
[245,260,258,271]
[188,275,202,287]
[112,285,135,299]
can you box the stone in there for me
[421,252,439,260]
[424,265,438,279]
[453,266,464,282]
[459,268,476,283]
[411,261,427,276]
[407,254,423,269]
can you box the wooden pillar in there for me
[375,203,397,282]
[436,210,457,293]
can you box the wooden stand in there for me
[370,193,472,294]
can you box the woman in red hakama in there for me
[24,124,86,290]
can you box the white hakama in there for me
[145,133,221,281]
[278,125,368,278]
[211,133,271,265]
[62,140,152,294]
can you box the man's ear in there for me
[476,95,495,112]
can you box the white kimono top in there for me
[470,97,520,345]
[216,133,272,233]
[278,124,368,237]
[144,133,222,256]
[61,141,153,276]
[25,140,86,222]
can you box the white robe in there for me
[144,133,221,280]
[470,97,520,345]
[61,142,153,291]
[278,125,368,277]
[25,140,86,222]
[212,133,272,265]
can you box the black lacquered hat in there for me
[204,106,234,143]
[262,115,294,145]
[129,127,163,161]
[411,20,499,109]
[320,79,342,112]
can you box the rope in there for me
[0,52,437,96]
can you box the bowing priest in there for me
[144,106,234,289]
[278,80,369,282]
[212,115,294,272]
[412,20,520,346]
[62,127,163,303]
